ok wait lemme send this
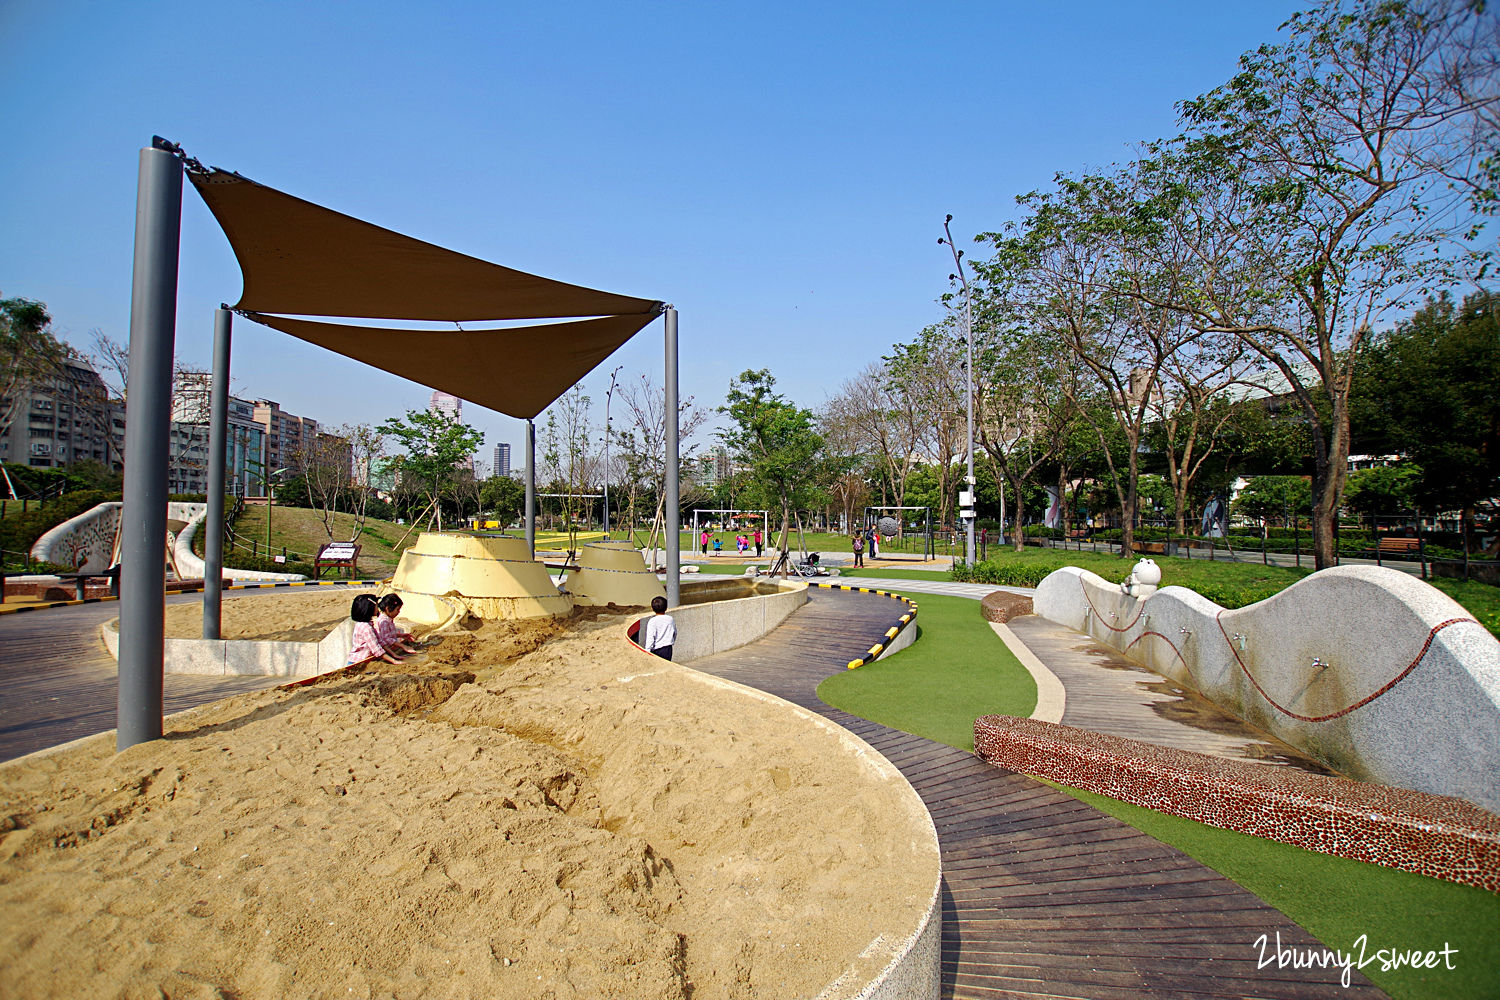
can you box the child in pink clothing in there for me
[347,594,404,667]
[375,594,420,655]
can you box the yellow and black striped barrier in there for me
[0,578,388,616]
[807,581,919,669]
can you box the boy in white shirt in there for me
[642,596,677,661]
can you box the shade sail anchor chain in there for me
[150,136,206,174]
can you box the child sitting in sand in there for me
[347,594,405,667]
[375,594,420,656]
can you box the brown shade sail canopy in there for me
[247,312,657,420]
[187,166,662,419]
[189,169,659,322]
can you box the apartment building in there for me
[167,390,269,496]
[0,357,125,470]
[251,399,322,476]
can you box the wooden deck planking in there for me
[685,588,1385,999]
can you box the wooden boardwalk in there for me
[0,596,285,762]
[689,589,1384,999]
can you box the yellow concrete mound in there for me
[385,531,572,623]
[564,540,666,608]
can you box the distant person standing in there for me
[852,531,865,568]
[753,528,763,558]
[869,530,879,559]
[642,596,677,660]
[700,529,710,555]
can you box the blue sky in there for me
[1,1,1295,460]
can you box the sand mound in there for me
[0,609,936,999]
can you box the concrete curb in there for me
[987,621,1066,723]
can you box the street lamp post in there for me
[603,364,622,538]
[940,215,977,568]
[265,467,288,558]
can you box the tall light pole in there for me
[940,215,977,567]
[265,467,289,557]
[603,364,622,537]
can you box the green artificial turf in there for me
[816,594,1036,751]
[1055,782,1500,1000]
[818,588,1498,1000]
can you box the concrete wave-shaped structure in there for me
[1034,564,1500,812]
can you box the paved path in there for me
[1006,615,1335,774]
[687,588,1383,998]
[0,595,288,762]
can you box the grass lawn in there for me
[817,594,1036,751]
[961,546,1500,638]
[228,506,421,577]
[818,586,1499,1000]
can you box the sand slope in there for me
[0,610,936,999]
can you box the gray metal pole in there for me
[664,306,681,606]
[118,143,183,751]
[942,215,977,568]
[525,419,536,555]
[965,296,976,567]
[202,308,232,639]
[603,364,621,537]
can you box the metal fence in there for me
[985,514,1497,584]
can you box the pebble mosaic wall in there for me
[974,714,1500,893]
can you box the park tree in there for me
[1151,333,1261,535]
[978,169,1212,558]
[540,385,598,546]
[1342,465,1423,522]
[720,369,825,569]
[480,473,527,525]
[961,281,1087,550]
[816,394,877,532]
[884,323,968,530]
[1131,0,1497,568]
[0,296,70,447]
[291,423,386,544]
[378,408,483,538]
[616,372,709,552]
[823,362,926,512]
[1231,475,1313,524]
[1354,291,1500,549]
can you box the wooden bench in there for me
[1377,537,1420,555]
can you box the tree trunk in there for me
[777,502,792,576]
[1119,439,1140,559]
[1310,393,1350,570]
[1011,474,1026,552]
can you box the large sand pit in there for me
[1,608,938,999]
